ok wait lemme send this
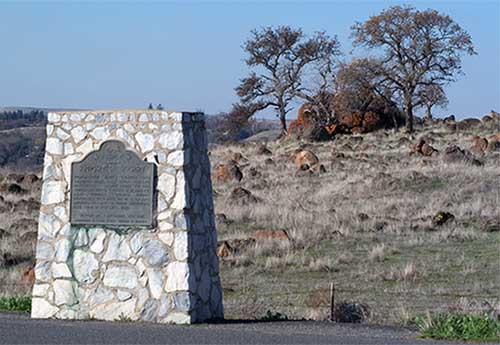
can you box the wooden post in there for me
[330,282,335,322]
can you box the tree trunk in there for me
[404,94,414,133]
[279,107,287,133]
[424,105,432,121]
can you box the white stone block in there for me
[32,298,59,318]
[159,131,183,150]
[76,138,94,154]
[91,298,138,321]
[48,113,60,122]
[165,262,191,292]
[89,231,106,254]
[71,126,86,143]
[158,232,174,246]
[32,284,50,297]
[103,265,138,289]
[53,280,77,306]
[91,127,110,141]
[167,150,185,167]
[147,269,164,299]
[102,232,132,262]
[56,128,70,140]
[52,263,72,278]
[135,132,154,152]
[41,181,65,205]
[73,249,99,284]
[158,173,176,201]
[164,312,190,324]
[46,138,63,155]
[55,238,71,262]
[174,232,188,261]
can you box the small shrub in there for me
[260,310,289,321]
[334,301,370,323]
[415,313,500,341]
[0,296,31,313]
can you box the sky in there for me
[0,0,498,120]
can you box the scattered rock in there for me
[443,115,456,122]
[217,238,256,257]
[357,213,369,221]
[0,228,10,239]
[470,136,488,156]
[22,174,40,184]
[432,211,455,226]
[217,241,232,257]
[443,145,482,166]
[21,264,35,285]
[247,167,261,178]
[231,152,247,163]
[487,134,500,152]
[252,229,290,241]
[213,162,243,183]
[481,218,500,232]
[3,183,27,194]
[256,144,272,156]
[215,213,232,225]
[7,173,25,184]
[456,118,481,131]
[229,187,259,205]
[482,115,493,123]
[410,139,437,157]
[294,150,319,168]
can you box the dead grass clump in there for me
[383,262,421,282]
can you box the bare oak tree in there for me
[351,5,475,132]
[236,26,340,132]
[417,84,448,121]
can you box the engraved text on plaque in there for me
[70,140,154,226]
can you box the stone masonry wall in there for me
[31,110,223,323]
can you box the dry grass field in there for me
[0,120,498,325]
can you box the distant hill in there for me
[0,126,45,170]
[0,107,281,170]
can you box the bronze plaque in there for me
[70,140,154,226]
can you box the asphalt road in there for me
[0,312,488,345]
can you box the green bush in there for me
[0,296,31,313]
[415,313,500,341]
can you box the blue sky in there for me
[0,0,498,119]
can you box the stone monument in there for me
[31,110,223,323]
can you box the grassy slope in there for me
[212,121,500,324]
[0,120,498,325]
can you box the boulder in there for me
[217,241,232,258]
[482,115,493,123]
[456,118,481,131]
[470,136,488,156]
[432,211,455,226]
[5,183,26,194]
[252,229,290,241]
[487,134,500,152]
[231,152,247,163]
[256,144,272,156]
[443,115,456,123]
[443,145,482,166]
[213,162,243,183]
[489,110,500,120]
[410,139,437,157]
[21,264,35,285]
[294,150,319,168]
[229,187,259,205]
